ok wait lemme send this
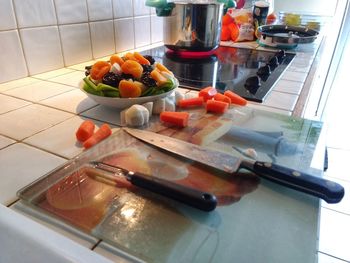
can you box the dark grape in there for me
[143,55,155,65]
[102,72,123,87]
[141,72,157,87]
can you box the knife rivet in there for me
[292,171,301,177]
[264,162,272,168]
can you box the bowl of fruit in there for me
[80,52,178,109]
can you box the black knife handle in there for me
[129,172,217,212]
[249,161,344,204]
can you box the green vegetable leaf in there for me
[82,77,104,96]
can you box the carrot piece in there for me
[90,61,111,80]
[150,69,168,85]
[228,22,240,42]
[222,14,234,26]
[119,79,142,98]
[178,97,204,108]
[134,52,151,65]
[83,124,112,149]
[206,100,229,114]
[76,120,95,142]
[214,93,231,104]
[224,90,248,106]
[121,60,143,79]
[110,54,124,66]
[160,111,190,127]
[198,86,217,102]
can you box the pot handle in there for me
[145,0,175,17]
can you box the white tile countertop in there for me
[0,40,324,262]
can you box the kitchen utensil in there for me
[162,2,224,52]
[257,25,318,49]
[89,161,217,212]
[124,128,344,204]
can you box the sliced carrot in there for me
[206,100,229,114]
[134,52,151,65]
[76,120,95,142]
[228,22,240,42]
[119,79,142,98]
[178,97,204,108]
[110,54,124,66]
[214,93,231,104]
[90,61,111,80]
[160,111,190,127]
[155,63,172,74]
[224,90,248,106]
[121,60,143,79]
[150,69,168,85]
[83,124,112,149]
[198,86,217,102]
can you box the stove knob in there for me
[267,56,279,70]
[245,76,261,95]
[257,65,271,76]
[276,50,286,63]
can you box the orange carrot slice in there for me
[198,86,217,102]
[214,93,231,104]
[119,79,142,98]
[178,97,204,108]
[206,100,229,114]
[150,69,168,85]
[224,90,247,106]
[134,52,151,65]
[76,120,95,142]
[90,61,111,80]
[160,111,190,127]
[121,60,143,79]
[83,124,112,149]
[110,54,124,66]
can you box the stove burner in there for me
[141,46,296,103]
[165,48,216,59]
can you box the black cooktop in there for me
[141,46,295,103]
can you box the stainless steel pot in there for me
[163,2,224,52]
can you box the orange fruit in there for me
[121,60,143,79]
[110,54,124,66]
[118,80,142,98]
[90,61,111,80]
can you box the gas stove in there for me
[141,46,295,102]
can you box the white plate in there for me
[79,80,177,109]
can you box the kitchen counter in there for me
[0,39,326,262]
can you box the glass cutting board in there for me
[17,107,323,263]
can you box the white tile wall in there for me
[0,0,162,84]
[114,18,135,52]
[20,26,64,75]
[134,16,151,48]
[0,0,17,30]
[13,0,57,28]
[54,0,89,24]
[90,20,115,59]
[0,31,28,83]
[113,0,133,18]
[59,23,92,66]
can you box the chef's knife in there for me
[124,128,345,204]
[89,161,217,212]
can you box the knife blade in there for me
[124,128,345,204]
[88,161,217,212]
